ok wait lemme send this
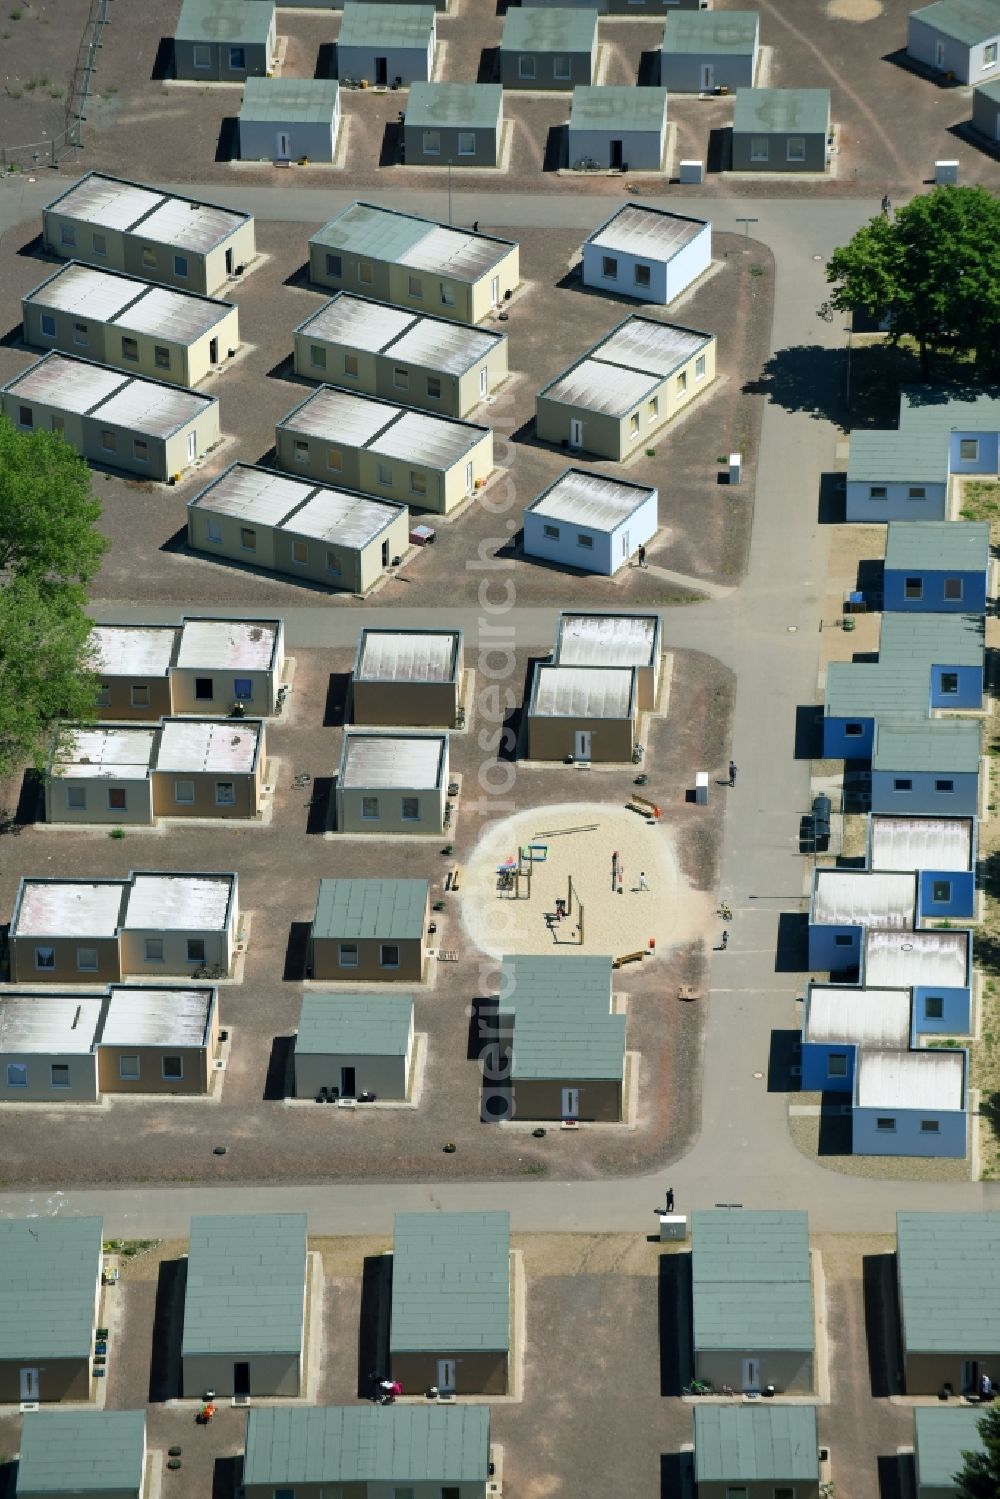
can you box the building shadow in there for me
[215,117,239,164]
[150,37,174,80]
[306,776,335,834]
[948,119,1000,159]
[768,1029,801,1092]
[212,1456,243,1499]
[638,50,661,86]
[881,45,960,86]
[0,322,25,348]
[816,1099,852,1155]
[817,471,846,524]
[658,1251,693,1396]
[793,703,823,759]
[265,352,307,384]
[380,121,404,167]
[263,1035,295,1100]
[543,124,567,172]
[147,1258,187,1402]
[842,764,872,814]
[323,671,352,726]
[477,46,500,83]
[878,1453,914,1499]
[856,557,884,605]
[284,920,312,981]
[706,126,731,173]
[283,261,312,289]
[468,996,499,1061]
[16,232,51,261]
[0,770,42,835]
[0,1460,18,1499]
[863,1252,903,1395]
[775,912,808,973]
[660,1452,695,1499]
[357,1253,392,1394]
[315,41,335,78]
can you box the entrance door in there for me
[187,431,197,463]
[610,138,624,169]
[480,367,488,399]
[491,275,500,305]
[375,56,388,85]
[225,248,234,276]
[209,337,219,364]
[574,730,591,762]
[437,1359,457,1394]
[741,1358,761,1393]
[340,1065,357,1098]
[234,1362,250,1397]
[569,417,584,448]
[935,40,945,67]
[701,63,714,90]
[275,130,291,160]
[381,539,390,567]
[562,1087,580,1120]
[19,1368,39,1402]
[962,1359,979,1394]
[622,530,630,562]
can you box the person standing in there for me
[721,930,729,949]
[728,760,737,787]
[638,543,647,569]
[638,871,649,891]
[666,1187,675,1213]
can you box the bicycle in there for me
[718,901,733,921]
[682,1379,714,1396]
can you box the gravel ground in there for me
[788,1104,973,1181]
[0,0,92,163]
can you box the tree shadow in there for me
[863,1253,904,1396]
[660,1452,694,1499]
[768,1029,801,1092]
[150,37,174,81]
[147,1258,186,1402]
[775,912,808,973]
[212,1457,243,1499]
[263,1035,294,1100]
[742,344,848,426]
[477,46,500,83]
[306,776,334,834]
[215,117,239,163]
[380,121,404,167]
[284,920,312,981]
[658,1251,693,1396]
[817,472,846,524]
[543,124,567,172]
[878,1453,914,1499]
[323,671,352,727]
[315,41,335,79]
[357,1253,392,1394]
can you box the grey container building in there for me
[181,1213,308,1398]
[390,1211,511,1395]
[914,1408,987,1498]
[691,1209,816,1393]
[16,1410,146,1499]
[896,1211,1000,1394]
[293,991,415,1101]
[500,7,598,90]
[0,1216,103,1404]
[693,1406,821,1499]
[293,292,508,418]
[907,0,1000,85]
[242,1406,491,1499]
[336,2,436,85]
[972,76,1000,139]
[404,83,503,168]
[173,0,277,81]
[660,10,760,92]
[732,87,831,171]
[568,86,668,171]
[525,0,700,12]
[239,78,341,162]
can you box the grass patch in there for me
[959,479,1000,524]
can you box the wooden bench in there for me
[613,950,647,969]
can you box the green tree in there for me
[0,415,106,584]
[955,1405,1000,1499]
[826,185,1000,374]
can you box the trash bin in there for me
[812,794,831,839]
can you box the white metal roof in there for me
[123,874,233,931]
[15,881,126,938]
[386,318,498,376]
[27,263,142,321]
[368,409,484,470]
[532,665,634,719]
[856,1048,965,1112]
[155,719,259,774]
[357,631,458,683]
[599,317,710,376]
[49,176,164,231]
[341,734,445,789]
[300,296,416,352]
[811,870,916,928]
[542,318,711,416]
[863,929,969,989]
[804,986,911,1048]
[870,816,973,874]
[176,619,278,672]
[91,624,177,678]
[282,387,399,445]
[556,613,658,669]
[52,727,157,779]
[193,466,308,525]
[91,380,211,438]
[288,488,401,548]
[113,285,231,343]
[8,355,127,413]
[98,986,213,1047]
[133,197,246,254]
[0,995,103,1054]
[396,223,509,283]
[587,206,709,262]
[542,355,660,416]
[529,470,655,530]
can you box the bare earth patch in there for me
[825,0,883,20]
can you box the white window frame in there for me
[228,45,246,70]
[422,130,441,156]
[131,684,150,707]
[401,796,420,821]
[206,519,223,544]
[309,344,327,370]
[50,1064,71,1089]
[361,796,381,820]
[40,313,56,338]
[107,786,127,812]
[786,135,806,162]
[602,255,618,280]
[67,785,87,810]
[187,937,206,964]
[192,42,211,69]
[695,354,706,380]
[6,1063,28,1088]
[553,53,570,80]
[338,943,359,968]
[292,539,309,566]
[457,131,476,156]
[119,1055,140,1080]
[518,54,536,80]
[35,946,56,971]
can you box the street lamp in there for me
[734,216,759,252]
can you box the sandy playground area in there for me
[461,802,713,962]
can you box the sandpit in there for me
[460,802,712,961]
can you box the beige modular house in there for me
[276,384,492,515]
[1,352,220,482]
[292,991,415,1100]
[535,314,717,461]
[8,870,238,983]
[293,292,508,420]
[309,200,519,326]
[42,172,256,296]
[187,462,409,594]
[181,1214,309,1399]
[22,262,239,388]
[352,627,463,727]
[0,985,220,1103]
[336,732,449,835]
[0,1216,103,1404]
[151,718,265,821]
[526,663,639,762]
[309,878,430,984]
[45,724,159,826]
[553,611,663,711]
[91,617,285,720]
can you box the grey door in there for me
[341,1065,357,1098]
[610,138,624,169]
[375,56,388,85]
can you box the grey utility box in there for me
[659,1214,689,1241]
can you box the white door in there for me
[935,40,945,66]
[490,275,500,305]
[701,63,714,89]
[437,1358,457,1394]
[574,730,591,762]
[465,461,473,492]
[741,1357,760,1393]
[275,130,291,159]
[187,431,196,463]
[622,529,630,561]
[562,1087,580,1119]
[479,367,488,399]
[569,418,583,448]
[20,1368,39,1401]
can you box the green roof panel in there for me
[405,82,503,129]
[502,7,598,51]
[733,86,830,135]
[312,878,428,942]
[240,77,340,123]
[691,1211,815,1353]
[0,1217,102,1362]
[569,85,668,131]
[824,611,984,721]
[296,992,413,1055]
[848,387,1000,484]
[338,2,436,48]
[176,0,273,44]
[872,719,982,773]
[914,1407,987,1490]
[884,520,990,572]
[390,1211,510,1353]
[910,0,1000,45]
[243,1406,490,1487]
[662,10,759,54]
[500,954,624,1080]
[17,1411,146,1496]
[181,1213,307,1358]
[694,1406,820,1483]
[897,1212,1000,1355]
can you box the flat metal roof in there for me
[240,76,339,124]
[694,1407,819,1484]
[586,204,709,262]
[405,82,502,130]
[0,994,104,1054]
[133,196,247,255]
[311,201,516,284]
[733,86,830,135]
[90,378,213,438]
[338,1,436,47]
[897,1212,1000,1354]
[531,664,634,720]
[662,9,759,53]
[387,316,500,376]
[44,173,249,251]
[123,873,233,931]
[112,283,232,343]
[299,294,416,353]
[176,617,278,671]
[341,732,446,788]
[811,869,916,929]
[863,928,969,990]
[803,986,912,1048]
[881,609,984,667]
[14,879,126,938]
[296,992,413,1056]
[870,815,973,873]
[190,464,313,524]
[856,1048,965,1111]
[499,954,623,1081]
[367,407,486,469]
[502,6,598,50]
[156,718,260,774]
[243,1407,490,1488]
[51,725,158,779]
[176,0,274,44]
[289,487,404,548]
[910,0,1000,45]
[569,85,668,131]
[871,720,982,774]
[182,1213,308,1356]
[884,519,990,572]
[357,629,459,683]
[391,1211,510,1353]
[5,353,128,414]
[45,173,163,231]
[17,1410,146,1496]
[25,262,143,321]
[312,878,428,941]
[691,1210,814,1353]
[555,612,659,669]
[0,1217,102,1361]
[92,624,177,678]
[97,985,214,1047]
[539,317,711,415]
[545,358,661,415]
[914,1408,986,1490]
[528,468,656,529]
[280,386,399,445]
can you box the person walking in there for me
[881,194,891,217]
[728,760,737,787]
[720,930,729,950]
[638,543,647,569]
[638,871,649,891]
[666,1187,675,1213]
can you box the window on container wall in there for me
[924,996,944,1019]
[943,578,963,600]
[938,672,959,695]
